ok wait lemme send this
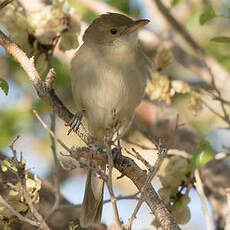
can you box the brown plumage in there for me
[70,12,151,227]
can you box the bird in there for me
[70,12,151,227]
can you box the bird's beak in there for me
[123,19,150,34]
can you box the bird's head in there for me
[83,13,150,47]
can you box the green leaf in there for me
[1,164,7,172]
[191,139,214,167]
[2,160,18,172]
[200,5,216,25]
[172,0,180,6]
[0,78,9,96]
[211,36,230,43]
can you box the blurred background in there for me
[1,0,230,229]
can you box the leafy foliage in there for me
[0,154,41,230]
[0,78,9,95]
[199,5,216,25]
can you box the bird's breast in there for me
[71,45,147,140]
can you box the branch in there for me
[0,30,93,145]
[127,138,167,229]
[154,0,203,54]
[105,143,122,229]
[7,183,50,230]
[194,169,213,230]
[114,153,180,230]
[0,0,13,10]
[3,137,51,230]
[225,188,230,230]
[46,111,61,219]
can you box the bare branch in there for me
[225,188,230,230]
[126,138,168,229]
[45,68,56,90]
[45,111,61,219]
[7,183,50,230]
[214,152,230,160]
[0,0,13,10]
[103,192,140,205]
[105,142,122,229]
[33,110,72,153]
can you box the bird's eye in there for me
[110,28,117,35]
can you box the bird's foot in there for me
[66,111,83,135]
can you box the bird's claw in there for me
[66,111,83,135]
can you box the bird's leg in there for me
[112,146,122,163]
[66,111,83,135]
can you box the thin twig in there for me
[214,152,230,160]
[0,0,13,10]
[127,138,167,229]
[33,110,72,153]
[201,99,228,123]
[0,194,40,227]
[45,68,56,90]
[7,183,50,230]
[105,141,122,229]
[46,111,61,219]
[125,140,156,150]
[105,180,123,229]
[8,138,50,230]
[194,169,213,230]
[57,192,140,211]
[125,147,152,170]
[213,96,230,107]
[225,188,230,230]
[103,192,140,204]
[154,0,203,54]
[34,110,107,164]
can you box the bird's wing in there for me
[70,45,97,111]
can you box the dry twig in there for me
[33,110,72,153]
[194,169,213,230]
[0,0,13,10]
[45,111,61,219]
[2,137,51,230]
[126,138,168,230]
[7,183,50,230]
[105,142,122,229]
[225,188,230,230]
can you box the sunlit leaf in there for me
[0,78,9,96]
[200,5,216,25]
[2,160,18,172]
[191,139,214,167]
[1,164,7,172]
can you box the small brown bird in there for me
[70,12,151,227]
